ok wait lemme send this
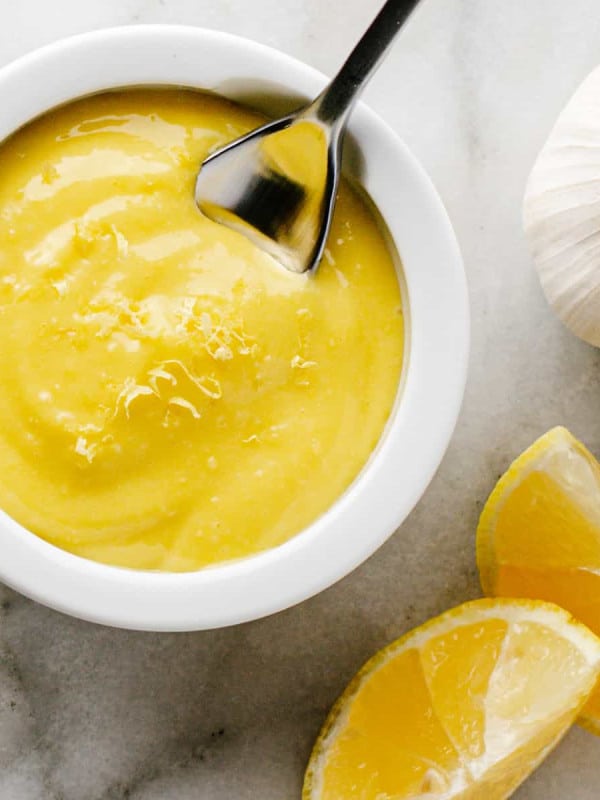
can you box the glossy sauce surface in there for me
[0,90,404,571]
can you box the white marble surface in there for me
[1,1,600,798]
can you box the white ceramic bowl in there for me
[0,26,469,631]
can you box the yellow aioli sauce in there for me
[0,90,404,571]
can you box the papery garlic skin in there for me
[524,65,600,347]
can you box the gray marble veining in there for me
[1,1,600,797]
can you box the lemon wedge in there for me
[477,426,600,732]
[303,598,600,800]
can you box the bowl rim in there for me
[0,24,469,631]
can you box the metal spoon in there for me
[195,0,422,274]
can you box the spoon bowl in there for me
[196,114,335,273]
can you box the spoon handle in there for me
[313,0,422,126]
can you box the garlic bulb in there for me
[524,65,600,347]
